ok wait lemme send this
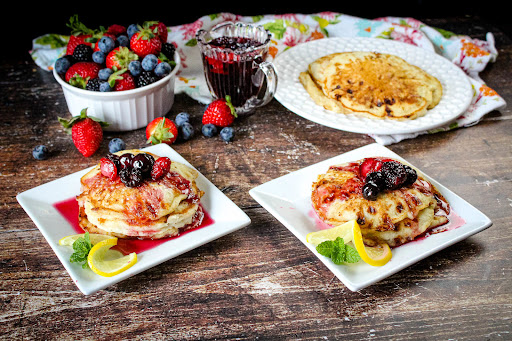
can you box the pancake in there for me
[299,51,443,120]
[311,157,449,247]
[77,149,204,239]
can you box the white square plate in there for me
[17,144,251,295]
[249,143,492,291]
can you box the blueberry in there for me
[32,145,49,160]
[116,35,129,47]
[98,68,113,80]
[154,62,171,77]
[127,24,139,38]
[202,124,218,137]
[142,54,158,71]
[100,81,112,92]
[92,51,105,64]
[220,127,234,142]
[98,36,115,53]
[175,112,190,127]
[128,60,142,77]
[108,138,126,153]
[180,122,195,141]
[55,55,72,74]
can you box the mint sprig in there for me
[316,237,361,265]
[69,232,92,269]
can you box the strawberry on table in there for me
[58,108,109,157]
[202,96,237,127]
[146,117,178,145]
[130,22,162,58]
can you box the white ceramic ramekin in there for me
[53,53,181,131]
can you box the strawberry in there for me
[151,157,172,181]
[111,69,136,91]
[65,62,100,88]
[65,15,96,55]
[106,46,139,69]
[106,24,127,37]
[202,96,237,127]
[100,157,119,180]
[58,108,109,157]
[146,21,168,43]
[146,117,178,145]
[130,23,162,58]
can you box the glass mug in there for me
[196,22,278,114]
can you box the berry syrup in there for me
[201,37,266,108]
[53,198,214,255]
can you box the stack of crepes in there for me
[30,12,506,145]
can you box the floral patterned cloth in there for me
[31,12,506,145]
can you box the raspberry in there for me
[151,157,172,181]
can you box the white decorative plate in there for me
[273,37,473,135]
[249,143,492,291]
[17,144,251,295]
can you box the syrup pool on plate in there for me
[53,198,214,254]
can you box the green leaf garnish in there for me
[69,232,92,269]
[316,237,361,265]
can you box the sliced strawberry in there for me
[151,157,172,181]
[100,157,119,180]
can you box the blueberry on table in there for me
[108,138,126,153]
[175,112,190,127]
[180,122,195,141]
[202,124,218,137]
[32,145,49,160]
[220,127,234,142]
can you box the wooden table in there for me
[1,15,510,340]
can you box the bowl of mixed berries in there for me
[53,16,180,131]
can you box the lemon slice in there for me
[306,220,358,245]
[87,238,137,277]
[352,223,392,267]
[58,233,116,246]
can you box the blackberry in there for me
[119,167,144,187]
[136,71,158,87]
[72,44,93,62]
[161,42,176,60]
[362,182,380,201]
[85,78,103,91]
[380,161,407,190]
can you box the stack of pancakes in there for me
[299,51,443,120]
[311,158,449,247]
[77,150,204,240]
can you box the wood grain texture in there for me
[1,16,511,341]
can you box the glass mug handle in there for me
[257,61,278,107]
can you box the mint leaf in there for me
[69,232,92,269]
[316,237,360,265]
[344,244,361,264]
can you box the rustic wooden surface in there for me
[1,15,511,340]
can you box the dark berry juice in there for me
[201,37,267,108]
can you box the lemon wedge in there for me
[87,238,137,277]
[58,233,116,246]
[306,220,358,245]
[352,222,392,267]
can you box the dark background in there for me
[8,2,511,61]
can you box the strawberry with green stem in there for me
[202,95,237,127]
[65,15,97,55]
[146,117,178,145]
[58,108,109,157]
[130,22,162,58]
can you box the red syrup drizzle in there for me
[53,198,214,255]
